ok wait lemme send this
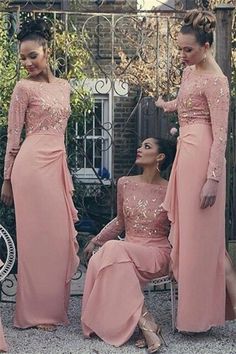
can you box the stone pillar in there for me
[215,4,235,82]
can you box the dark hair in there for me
[180,9,216,46]
[152,137,176,172]
[17,18,52,47]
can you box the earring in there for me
[203,54,207,63]
[156,163,160,172]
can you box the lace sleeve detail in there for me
[92,177,125,246]
[162,98,178,112]
[4,81,29,180]
[161,67,190,113]
[204,76,230,181]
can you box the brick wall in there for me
[70,0,139,179]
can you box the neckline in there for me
[22,77,62,84]
[127,177,167,188]
[188,66,226,78]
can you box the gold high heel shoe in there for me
[138,311,167,353]
[36,324,57,332]
[135,333,146,348]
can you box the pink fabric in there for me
[81,177,171,346]
[162,67,234,332]
[4,78,79,328]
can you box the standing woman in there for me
[156,9,236,332]
[1,18,79,330]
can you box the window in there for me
[74,96,112,184]
[72,78,128,184]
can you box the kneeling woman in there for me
[81,137,176,353]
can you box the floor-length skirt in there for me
[163,124,233,332]
[11,134,79,328]
[0,317,7,352]
[81,239,170,347]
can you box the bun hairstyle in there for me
[17,18,52,47]
[152,137,176,172]
[181,9,216,46]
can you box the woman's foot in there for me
[138,312,166,353]
[135,334,146,348]
[36,324,57,332]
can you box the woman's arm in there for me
[155,96,178,112]
[1,82,29,206]
[3,81,29,180]
[83,177,126,260]
[92,177,126,246]
[205,76,230,182]
[200,76,230,209]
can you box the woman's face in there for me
[135,138,162,168]
[19,40,48,77]
[177,32,207,66]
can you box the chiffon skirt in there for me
[11,133,79,328]
[81,239,170,347]
[163,124,234,332]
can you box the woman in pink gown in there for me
[81,137,175,353]
[156,9,236,332]
[1,19,79,330]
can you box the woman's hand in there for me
[83,240,96,263]
[155,96,165,109]
[9,146,21,157]
[168,259,175,280]
[200,179,218,209]
[1,180,13,206]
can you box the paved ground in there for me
[1,292,235,354]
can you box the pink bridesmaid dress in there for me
[4,78,79,328]
[81,176,171,347]
[162,66,235,332]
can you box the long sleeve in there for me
[204,76,230,181]
[162,98,178,112]
[92,177,125,246]
[4,82,29,180]
[161,67,190,113]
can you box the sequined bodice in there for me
[4,78,71,179]
[93,177,171,247]
[177,67,229,128]
[16,79,70,135]
[122,178,170,239]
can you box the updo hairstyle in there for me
[180,9,216,46]
[17,18,52,49]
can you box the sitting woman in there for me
[81,137,176,353]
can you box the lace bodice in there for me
[162,66,230,181]
[4,78,71,179]
[93,176,171,247]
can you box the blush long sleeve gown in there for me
[3,78,79,328]
[162,66,235,332]
[81,176,171,347]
